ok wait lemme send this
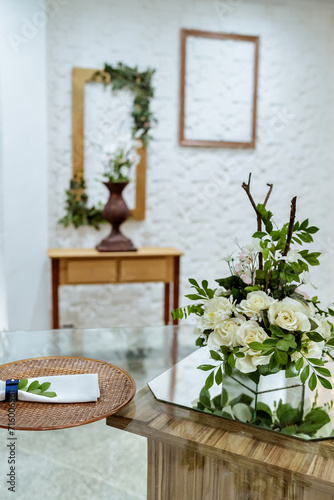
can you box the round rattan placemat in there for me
[0,356,136,431]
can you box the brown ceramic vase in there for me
[96,181,136,252]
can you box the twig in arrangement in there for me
[242,173,274,270]
[241,173,260,218]
[264,183,273,206]
[283,196,297,256]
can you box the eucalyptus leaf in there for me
[276,340,289,352]
[229,393,253,407]
[18,379,28,390]
[27,381,40,392]
[40,382,51,393]
[296,409,330,435]
[277,403,301,426]
[281,425,298,435]
[256,402,272,417]
[232,403,252,423]
[42,392,57,398]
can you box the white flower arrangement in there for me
[101,133,141,183]
[173,175,334,392]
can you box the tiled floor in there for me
[0,326,195,499]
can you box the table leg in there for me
[172,256,180,325]
[164,283,170,325]
[51,259,59,329]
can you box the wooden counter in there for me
[107,386,334,499]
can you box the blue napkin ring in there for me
[6,379,19,401]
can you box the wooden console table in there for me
[107,386,334,500]
[48,247,182,329]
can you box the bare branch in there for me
[241,173,259,216]
[283,196,297,256]
[241,175,275,272]
[241,173,263,268]
[264,183,273,207]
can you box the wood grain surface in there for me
[48,247,183,258]
[107,386,334,499]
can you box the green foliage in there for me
[251,208,321,296]
[93,62,156,146]
[60,61,156,230]
[18,379,57,398]
[58,178,106,229]
[102,149,133,183]
[177,182,334,392]
[215,275,247,302]
[171,304,205,321]
[172,278,216,320]
[194,386,331,439]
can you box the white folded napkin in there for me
[0,374,100,403]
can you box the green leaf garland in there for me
[59,62,156,230]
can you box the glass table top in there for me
[0,326,196,500]
[148,346,334,441]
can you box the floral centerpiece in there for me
[173,175,334,394]
[95,136,140,252]
[102,148,133,183]
[101,134,140,183]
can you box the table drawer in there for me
[67,259,117,284]
[120,258,171,282]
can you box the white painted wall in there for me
[0,0,49,330]
[1,0,334,331]
[45,0,334,328]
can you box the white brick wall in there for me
[47,0,334,328]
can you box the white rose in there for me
[193,316,206,337]
[208,317,246,350]
[305,340,325,359]
[237,291,276,319]
[268,298,311,331]
[314,316,332,340]
[291,336,325,366]
[235,320,269,347]
[235,347,271,373]
[202,296,235,329]
[290,350,303,363]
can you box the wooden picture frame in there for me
[179,29,259,149]
[72,67,146,220]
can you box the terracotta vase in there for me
[96,181,136,252]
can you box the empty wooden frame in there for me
[72,67,146,220]
[179,29,259,149]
